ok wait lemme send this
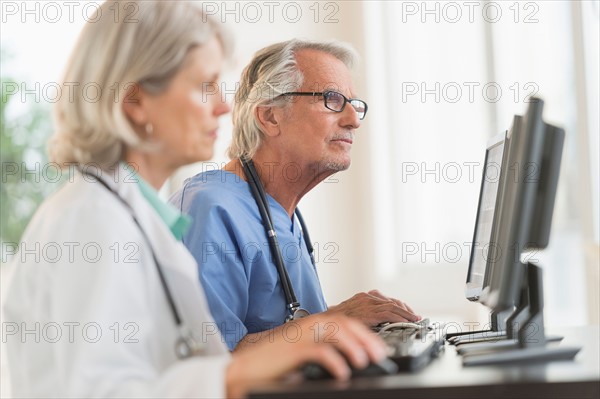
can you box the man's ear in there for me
[255,106,282,137]
[122,83,149,128]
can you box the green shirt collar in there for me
[123,163,191,241]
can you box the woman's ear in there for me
[122,83,149,127]
[255,106,282,137]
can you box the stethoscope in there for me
[79,169,203,359]
[240,158,315,323]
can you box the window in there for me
[363,1,597,325]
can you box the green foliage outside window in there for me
[1,51,61,249]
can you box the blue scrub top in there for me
[170,170,328,350]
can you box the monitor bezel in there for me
[464,131,508,301]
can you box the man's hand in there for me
[326,289,420,326]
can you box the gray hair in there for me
[49,0,232,169]
[228,39,358,160]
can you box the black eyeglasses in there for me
[280,90,368,120]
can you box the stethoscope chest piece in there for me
[175,331,204,359]
[285,307,311,323]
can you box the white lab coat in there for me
[3,169,230,398]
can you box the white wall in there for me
[171,1,487,325]
[170,1,599,327]
[172,1,381,311]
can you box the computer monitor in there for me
[445,126,516,342]
[453,99,578,364]
[464,131,508,301]
[481,98,565,311]
[455,98,579,363]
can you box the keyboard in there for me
[378,322,445,371]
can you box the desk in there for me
[249,326,600,399]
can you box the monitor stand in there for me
[462,262,581,366]
[456,278,562,352]
[448,283,534,346]
[446,308,512,345]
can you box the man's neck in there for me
[223,154,336,217]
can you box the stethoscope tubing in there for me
[240,159,315,319]
[79,169,201,358]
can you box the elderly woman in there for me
[3,1,385,398]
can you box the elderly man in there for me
[170,39,420,351]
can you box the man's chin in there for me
[322,159,351,172]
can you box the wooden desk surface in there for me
[249,326,600,399]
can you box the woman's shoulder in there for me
[22,176,139,244]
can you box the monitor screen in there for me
[481,98,564,310]
[465,132,507,301]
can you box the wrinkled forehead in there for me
[295,49,356,97]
